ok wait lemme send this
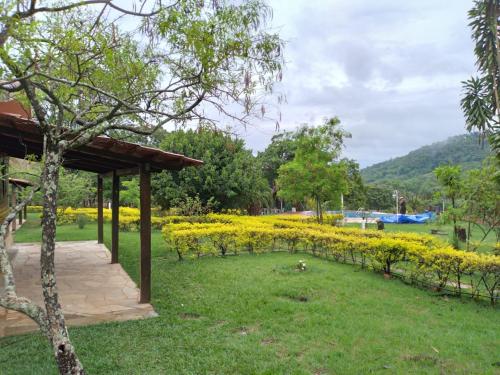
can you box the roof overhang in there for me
[0,112,203,174]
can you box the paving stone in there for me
[1,241,156,337]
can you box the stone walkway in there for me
[0,241,156,337]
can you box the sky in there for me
[233,0,477,168]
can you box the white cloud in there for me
[238,0,477,167]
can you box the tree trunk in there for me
[451,197,456,230]
[40,140,86,375]
[466,220,471,251]
[316,196,323,224]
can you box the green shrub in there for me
[76,214,87,229]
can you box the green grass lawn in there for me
[1,215,499,374]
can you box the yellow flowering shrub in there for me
[162,214,499,303]
[38,206,216,231]
[27,207,499,302]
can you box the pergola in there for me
[0,110,203,303]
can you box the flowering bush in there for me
[162,214,499,303]
[31,206,168,231]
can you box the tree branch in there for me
[0,185,49,335]
[13,0,162,19]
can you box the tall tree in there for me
[120,178,140,208]
[276,118,350,223]
[462,158,500,250]
[257,130,298,206]
[56,169,95,211]
[153,126,271,211]
[342,159,367,210]
[0,1,282,373]
[434,165,463,245]
[461,0,500,176]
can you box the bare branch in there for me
[13,0,162,19]
[0,52,49,130]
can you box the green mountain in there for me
[361,134,491,195]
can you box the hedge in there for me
[162,214,500,304]
[28,206,173,229]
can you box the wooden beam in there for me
[64,149,133,169]
[97,175,104,244]
[111,171,119,264]
[78,144,143,169]
[99,167,139,179]
[139,163,151,304]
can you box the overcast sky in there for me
[234,0,476,168]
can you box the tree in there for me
[365,184,394,211]
[276,118,350,223]
[462,158,500,250]
[342,159,367,210]
[153,126,271,212]
[170,194,217,216]
[0,1,282,373]
[257,130,298,207]
[120,178,140,208]
[434,165,464,245]
[461,0,500,177]
[406,192,424,213]
[56,169,95,212]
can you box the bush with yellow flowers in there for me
[30,206,203,231]
[162,214,499,304]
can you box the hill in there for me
[361,134,491,195]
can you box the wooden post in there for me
[11,185,16,232]
[140,163,151,304]
[97,175,104,244]
[111,171,119,264]
[23,204,27,221]
[18,197,23,225]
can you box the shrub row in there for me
[162,215,500,304]
[28,206,173,229]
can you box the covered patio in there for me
[0,103,203,335]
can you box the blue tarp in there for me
[379,212,434,224]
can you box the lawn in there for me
[1,215,499,374]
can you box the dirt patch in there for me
[208,319,228,331]
[279,292,309,302]
[233,324,259,336]
[179,312,201,320]
[260,337,276,346]
[295,350,305,361]
[276,346,289,359]
[291,295,309,302]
